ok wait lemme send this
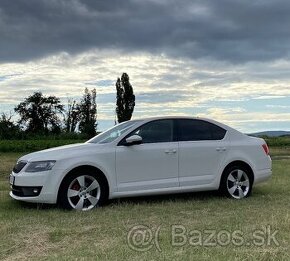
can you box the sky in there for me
[1,0,290,132]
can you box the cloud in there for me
[253,95,286,100]
[1,0,290,63]
[1,51,290,132]
[197,107,290,132]
[266,105,290,109]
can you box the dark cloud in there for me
[1,0,290,63]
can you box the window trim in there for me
[176,119,227,142]
[117,119,177,146]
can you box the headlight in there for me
[25,161,56,173]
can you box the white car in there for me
[9,117,272,211]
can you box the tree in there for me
[78,88,98,136]
[0,113,20,139]
[64,99,80,133]
[116,73,135,123]
[14,92,64,133]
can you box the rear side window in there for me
[128,119,174,144]
[210,123,227,140]
[177,119,226,141]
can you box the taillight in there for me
[262,143,269,155]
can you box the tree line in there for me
[0,73,135,139]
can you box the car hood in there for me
[19,143,102,162]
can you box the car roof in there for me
[132,116,223,125]
[133,116,209,121]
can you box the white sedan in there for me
[9,117,272,211]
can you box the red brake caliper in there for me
[71,181,80,191]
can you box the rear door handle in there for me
[216,147,226,152]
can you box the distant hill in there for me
[250,131,290,137]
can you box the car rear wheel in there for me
[59,170,107,210]
[220,165,252,199]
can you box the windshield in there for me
[87,120,140,144]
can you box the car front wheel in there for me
[59,170,107,211]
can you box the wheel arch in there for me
[219,160,254,189]
[57,165,110,204]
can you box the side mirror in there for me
[125,135,142,146]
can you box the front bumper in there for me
[11,185,42,197]
[9,169,64,204]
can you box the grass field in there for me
[0,150,290,260]
[0,140,85,153]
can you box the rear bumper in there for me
[254,168,272,185]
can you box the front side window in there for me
[87,120,140,144]
[127,119,174,144]
[178,119,226,141]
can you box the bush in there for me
[0,140,86,153]
[264,136,290,147]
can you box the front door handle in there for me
[165,149,177,154]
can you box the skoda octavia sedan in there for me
[9,117,272,211]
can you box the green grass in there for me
[264,136,290,147]
[0,140,85,152]
[270,147,290,158]
[0,152,290,260]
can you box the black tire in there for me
[219,165,253,199]
[58,168,108,210]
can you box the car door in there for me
[177,119,228,187]
[115,119,179,192]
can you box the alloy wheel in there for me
[226,169,250,199]
[67,175,101,211]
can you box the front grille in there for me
[11,185,42,197]
[13,161,27,173]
